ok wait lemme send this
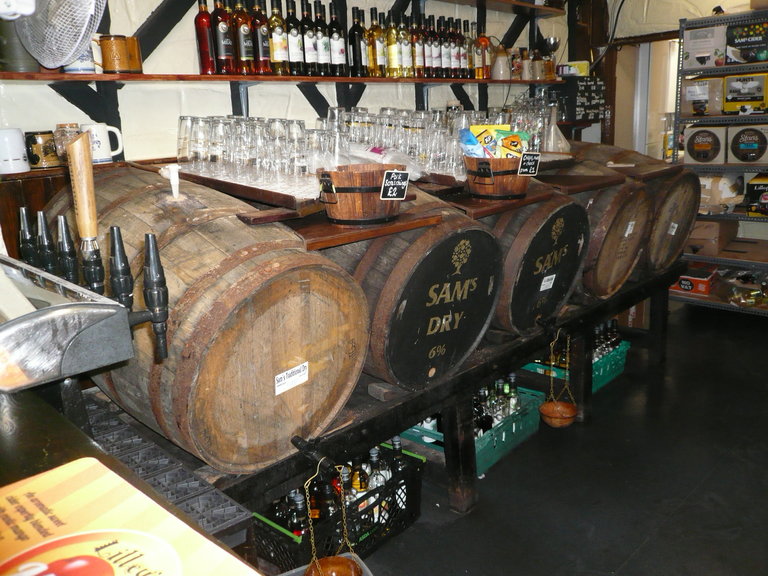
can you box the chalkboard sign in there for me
[380,170,409,200]
[518,152,541,176]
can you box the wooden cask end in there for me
[323,193,501,389]
[46,167,369,473]
[480,194,590,333]
[570,182,653,299]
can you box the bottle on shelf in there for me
[347,7,366,77]
[438,16,450,79]
[520,46,532,81]
[427,15,440,79]
[314,0,331,76]
[286,0,305,75]
[211,0,235,73]
[328,2,348,76]
[448,17,460,79]
[397,12,413,78]
[287,491,310,536]
[268,0,290,74]
[359,9,370,75]
[367,447,389,524]
[422,15,433,78]
[531,48,544,81]
[232,0,256,74]
[474,21,490,79]
[194,0,217,74]
[410,13,425,79]
[253,0,273,74]
[385,11,400,78]
[367,7,385,78]
[300,0,317,76]
[461,20,472,79]
[350,454,370,495]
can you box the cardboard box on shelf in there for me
[728,125,768,164]
[683,25,727,69]
[686,220,740,257]
[682,78,724,116]
[670,264,719,296]
[684,126,727,164]
[723,74,768,114]
[753,0,768,9]
[617,299,650,330]
[726,20,768,64]
[699,174,744,207]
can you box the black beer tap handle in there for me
[291,436,337,474]
[18,207,39,268]
[142,234,169,361]
[109,226,134,310]
[81,241,105,295]
[36,211,60,276]
[57,215,79,285]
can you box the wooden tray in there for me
[440,179,556,219]
[535,173,627,194]
[606,162,684,182]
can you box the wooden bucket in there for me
[323,191,502,389]
[45,167,370,473]
[319,163,405,224]
[567,143,701,272]
[463,156,530,199]
[480,193,590,334]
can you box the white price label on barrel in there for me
[274,361,309,396]
[380,170,409,200]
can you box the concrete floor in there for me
[364,302,768,576]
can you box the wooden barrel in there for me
[480,194,590,333]
[46,167,369,473]
[570,181,653,299]
[323,192,501,389]
[566,143,701,272]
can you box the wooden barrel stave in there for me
[323,193,501,389]
[481,194,590,333]
[46,167,369,473]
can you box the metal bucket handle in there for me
[319,172,338,204]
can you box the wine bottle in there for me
[438,16,450,79]
[385,11,400,78]
[347,6,366,77]
[286,0,305,75]
[462,20,473,79]
[268,0,289,74]
[474,21,491,79]
[359,9,369,76]
[427,15,440,79]
[366,7,384,77]
[253,0,272,74]
[448,17,460,79]
[194,0,217,74]
[328,2,348,76]
[314,1,331,76]
[410,13,424,79]
[232,0,256,74]
[211,0,235,73]
[397,13,413,78]
[300,0,317,76]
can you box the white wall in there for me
[0,0,567,161]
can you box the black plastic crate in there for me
[144,467,214,504]
[176,489,253,547]
[116,444,181,477]
[93,425,150,457]
[249,448,425,573]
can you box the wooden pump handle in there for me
[66,132,98,239]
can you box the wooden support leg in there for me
[569,329,593,423]
[649,284,669,364]
[441,397,478,514]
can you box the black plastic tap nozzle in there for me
[291,436,337,474]
[18,207,39,268]
[109,226,134,310]
[81,239,105,295]
[36,211,59,276]
[57,216,79,285]
[143,234,169,361]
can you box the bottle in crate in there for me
[288,491,310,536]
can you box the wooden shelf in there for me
[678,162,768,174]
[0,71,563,86]
[444,0,565,16]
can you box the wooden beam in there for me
[134,0,198,61]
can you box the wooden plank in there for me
[236,207,301,225]
[287,211,442,250]
[442,180,555,219]
[535,173,626,194]
[607,162,684,182]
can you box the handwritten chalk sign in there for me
[380,170,409,200]
[518,152,541,176]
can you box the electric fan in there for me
[14,0,106,69]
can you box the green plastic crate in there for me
[521,340,631,393]
[400,388,545,476]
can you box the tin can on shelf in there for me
[25,131,62,169]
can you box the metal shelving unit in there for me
[672,9,768,314]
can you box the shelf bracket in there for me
[230,81,253,116]
[415,83,428,111]
[335,82,367,111]
[501,14,530,48]
[134,0,198,61]
[49,81,125,162]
